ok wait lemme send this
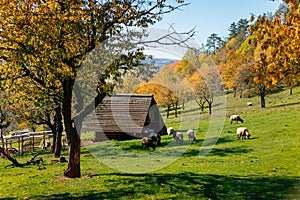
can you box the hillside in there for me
[0,87,299,199]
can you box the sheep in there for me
[168,127,183,144]
[187,129,196,142]
[167,127,174,136]
[236,127,251,140]
[149,133,161,146]
[174,132,184,144]
[141,137,155,150]
[230,115,244,124]
[247,102,253,106]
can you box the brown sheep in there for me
[236,127,251,140]
[230,115,244,124]
[142,137,155,150]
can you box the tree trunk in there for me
[175,101,178,118]
[0,147,23,167]
[208,101,212,114]
[1,129,4,148]
[290,87,293,95]
[62,79,81,178]
[54,105,63,158]
[51,128,57,154]
[166,105,170,118]
[233,88,237,98]
[260,86,266,108]
[64,127,81,178]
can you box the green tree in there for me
[205,33,224,55]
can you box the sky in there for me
[147,0,283,59]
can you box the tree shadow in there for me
[207,147,253,157]
[30,172,299,200]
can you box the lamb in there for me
[141,137,155,150]
[230,115,244,124]
[149,133,161,146]
[236,127,251,140]
[187,129,196,142]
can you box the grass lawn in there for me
[0,87,300,199]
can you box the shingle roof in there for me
[82,94,166,141]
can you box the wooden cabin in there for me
[81,94,167,142]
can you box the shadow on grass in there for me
[207,147,253,157]
[28,172,299,200]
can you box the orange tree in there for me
[250,0,300,107]
[0,0,188,178]
[135,82,178,118]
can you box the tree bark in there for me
[233,87,237,98]
[54,105,63,158]
[175,101,178,118]
[166,105,170,118]
[208,101,212,114]
[62,79,81,178]
[260,85,266,108]
[50,128,57,154]
[64,127,81,178]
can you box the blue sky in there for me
[152,0,283,45]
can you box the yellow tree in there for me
[250,0,300,107]
[0,0,188,178]
[220,36,255,98]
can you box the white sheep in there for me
[230,115,244,124]
[167,127,174,136]
[247,102,253,106]
[174,132,183,144]
[236,127,251,140]
[187,129,196,142]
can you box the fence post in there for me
[18,137,20,155]
[21,136,24,155]
[32,134,35,152]
[43,132,46,149]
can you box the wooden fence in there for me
[1,131,60,155]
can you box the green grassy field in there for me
[0,87,300,199]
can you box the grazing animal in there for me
[167,127,174,136]
[174,132,184,144]
[142,137,155,150]
[187,129,196,142]
[230,115,244,124]
[236,127,251,140]
[149,133,161,146]
[168,127,183,144]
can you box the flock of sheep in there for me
[141,127,196,150]
[141,114,251,150]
